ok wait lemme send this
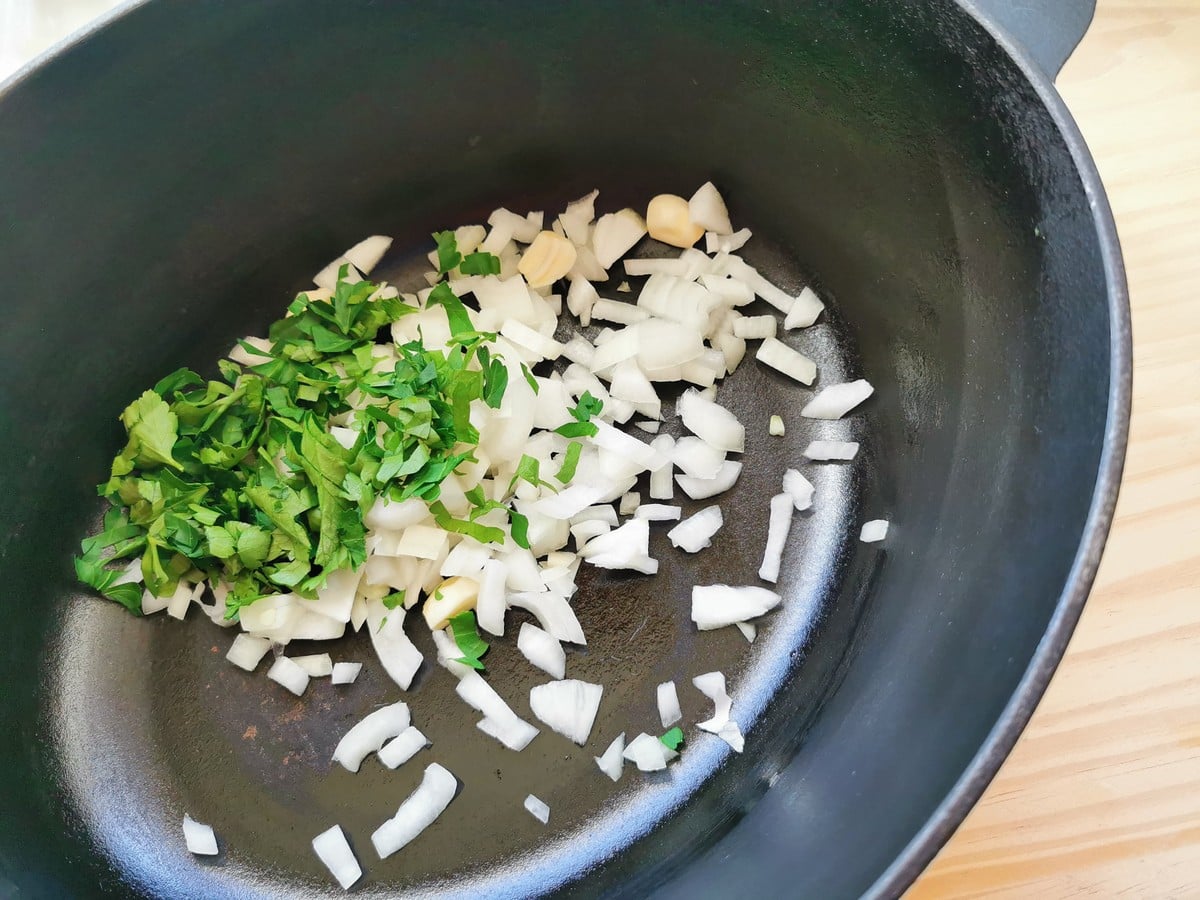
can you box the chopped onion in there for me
[166,580,192,621]
[592,208,648,268]
[758,493,794,584]
[676,460,742,500]
[523,794,551,825]
[693,671,733,733]
[566,277,599,325]
[591,421,668,472]
[475,559,508,636]
[672,436,726,479]
[580,519,658,574]
[801,379,874,419]
[395,524,448,560]
[371,763,458,859]
[716,721,745,752]
[755,337,817,385]
[657,681,682,727]
[804,440,860,460]
[634,503,682,522]
[623,732,670,772]
[595,732,626,781]
[769,414,785,436]
[367,604,423,690]
[508,591,585,645]
[704,228,752,254]
[619,492,641,516]
[312,824,362,890]
[687,182,733,235]
[500,319,563,361]
[226,634,271,672]
[691,584,781,630]
[378,726,430,769]
[365,496,428,531]
[529,679,603,745]
[456,671,539,751]
[783,286,824,329]
[518,623,566,679]
[331,662,362,685]
[332,701,410,773]
[860,519,889,543]
[733,315,776,340]
[307,567,361,623]
[182,815,218,856]
[634,419,661,434]
[735,622,757,643]
[668,505,723,553]
[292,653,333,677]
[267,656,310,696]
[677,388,744,452]
[649,435,675,500]
[782,469,815,511]
[489,207,540,243]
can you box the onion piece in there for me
[649,435,675,500]
[769,415,785,436]
[312,825,362,890]
[755,337,817,385]
[267,656,310,696]
[395,525,448,560]
[595,733,626,782]
[691,585,781,630]
[367,604,423,690]
[668,505,724,553]
[783,286,824,329]
[687,182,733,235]
[524,794,551,825]
[292,653,333,677]
[672,436,726,479]
[733,315,776,340]
[580,519,658,574]
[508,591,586,645]
[456,670,539,751]
[782,469,815,511]
[801,379,875,419]
[591,298,649,326]
[634,503,682,522]
[657,681,682,727]
[566,276,599,326]
[342,235,392,275]
[332,701,410,773]
[475,559,508,637]
[860,519,889,543]
[623,732,670,771]
[704,228,752,254]
[677,388,745,452]
[591,421,668,472]
[500,319,564,361]
[378,726,430,770]
[331,662,362,685]
[735,622,757,643]
[182,815,218,856]
[529,679,603,745]
[518,623,566,679]
[593,208,648,268]
[758,494,794,584]
[693,671,732,732]
[226,634,271,672]
[371,763,458,859]
[676,460,742,500]
[804,440,860,461]
[365,496,428,531]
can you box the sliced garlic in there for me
[646,194,704,249]
[422,576,480,630]
[518,231,578,288]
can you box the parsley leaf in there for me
[660,727,685,751]
[520,362,540,395]
[555,441,583,483]
[448,609,489,670]
[382,590,406,610]
[433,231,462,274]
[459,250,501,276]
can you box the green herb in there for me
[459,251,502,276]
[569,391,604,422]
[554,441,583,483]
[520,363,540,394]
[382,590,406,610]
[433,230,462,274]
[660,727,685,751]
[448,610,489,670]
[553,420,598,438]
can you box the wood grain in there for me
[909,2,1200,896]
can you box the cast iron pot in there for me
[0,1,1130,897]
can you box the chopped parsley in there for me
[448,609,489,670]
[660,727,685,751]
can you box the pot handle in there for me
[964,0,1097,79]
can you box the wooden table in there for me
[910,2,1200,896]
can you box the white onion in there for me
[733,315,777,340]
[566,277,599,325]
[367,604,424,691]
[580,519,658,574]
[687,182,733,235]
[530,481,608,520]
[378,726,430,769]
[634,420,661,434]
[371,763,458,859]
[395,525,448,560]
[518,623,566,679]
[267,656,310,696]
[668,506,724,553]
[332,701,410,773]
[524,794,551,825]
[691,585,781,630]
[166,580,192,621]
[649,435,676,500]
[804,440,859,460]
[783,286,824,328]
[307,567,361,623]
[595,732,626,781]
[331,662,362,685]
[623,732,670,772]
[529,679,603,745]
[860,519,889,543]
[456,670,539,751]
[312,824,362,890]
[364,497,428,532]
[619,492,641,516]
[508,591,585,645]
[489,207,539,243]
[475,559,508,637]
[430,626,476,679]
[676,460,742,500]
[634,503,682,522]
[657,681,682,728]
[500,319,563,361]
[704,228,752,254]
[758,493,794,584]
[715,721,745,752]
[801,379,874,419]
[755,337,817,385]
[226,634,271,672]
[228,335,272,365]
[591,421,668,472]
[292,653,333,677]
[140,587,170,616]
[339,235,391,276]
[769,414,785,436]
[592,208,647,268]
[559,190,598,244]
[677,388,745,452]
[672,436,726,479]
[182,815,218,856]
[782,469,815,512]
[735,622,757,643]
